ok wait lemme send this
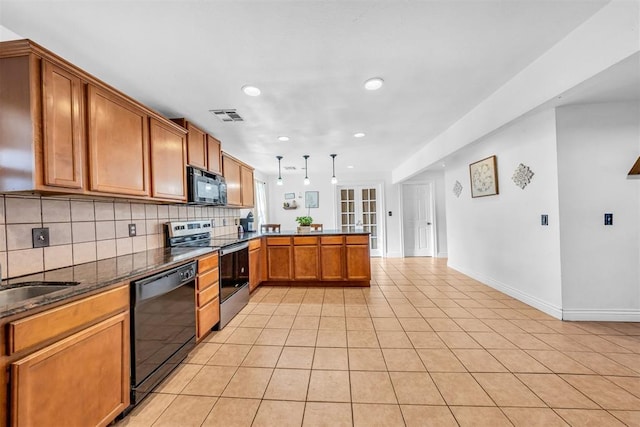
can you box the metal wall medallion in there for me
[512,163,534,189]
[453,180,463,198]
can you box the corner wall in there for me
[445,109,563,318]
[556,102,640,321]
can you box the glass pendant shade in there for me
[303,155,310,185]
[330,154,338,185]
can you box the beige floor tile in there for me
[453,349,508,372]
[389,371,445,405]
[489,349,551,373]
[564,351,638,376]
[454,317,492,332]
[239,314,271,328]
[292,316,320,329]
[567,334,631,353]
[468,331,517,349]
[313,347,349,370]
[185,343,221,365]
[376,331,413,348]
[554,409,626,426]
[274,304,301,316]
[277,346,315,369]
[436,331,482,349]
[286,329,318,346]
[316,329,347,347]
[255,328,290,346]
[346,317,375,331]
[302,402,352,427]
[345,305,370,318]
[502,407,569,426]
[154,363,203,394]
[502,333,553,350]
[430,372,494,406]
[526,350,594,374]
[266,315,295,329]
[473,372,546,407]
[297,304,322,316]
[252,400,305,427]
[119,392,176,426]
[348,348,387,371]
[427,318,464,331]
[560,374,640,410]
[372,317,403,331]
[609,410,640,426]
[382,348,425,371]
[398,317,432,331]
[319,316,346,330]
[417,348,467,372]
[406,331,447,348]
[450,406,512,427]
[347,330,380,347]
[368,305,397,317]
[605,352,640,374]
[264,368,311,401]
[201,398,260,427]
[534,333,591,352]
[307,370,351,402]
[606,376,640,399]
[225,327,262,345]
[352,403,405,427]
[204,326,236,343]
[516,373,598,409]
[418,307,449,318]
[321,304,346,317]
[206,344,252,366]
[152,395,217,427]
[400,405,458,427]
[182,365,236,396]
[221,367,273,398]
[350,371,397,404]
[250,304,278,315]
[241,345,283,368]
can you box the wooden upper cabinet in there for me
[87,84,150,196]
[41,60,84,189]
[207,135,222,174]
[223,155,242,206]
[241,165,255,207]
[149,118,187,201]
[171,118,207,169]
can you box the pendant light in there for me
[276,155,283,186]
[303,155,310,185]
[330,154,338,184]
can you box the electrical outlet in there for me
[388,211,392,216]
[235,218,239,226]
[32,227,50,248]
[541,214,548,226]
[128,223,137,237]
[223,218,227,226]
[604,213,613,225]
[211,219,216,227]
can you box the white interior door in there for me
[338,185,383,257]
[403,183,434,257]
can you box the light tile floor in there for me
[119,258,640,426]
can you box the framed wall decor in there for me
[469,155,499,198]
[305,191,319,208]
[284,192,295,200]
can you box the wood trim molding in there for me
[628,156,640,175]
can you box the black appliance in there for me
[218,241,250,328]
[187,166,227,205]
[239,212,255,232]
[130,261,197,407]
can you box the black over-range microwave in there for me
[187,166,227,205]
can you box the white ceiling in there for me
[0,0,612,176]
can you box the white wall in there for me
[445,109,563,318]
[556,102,640,321]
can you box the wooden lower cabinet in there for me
[196,297,220,340]
[346,244,371,281]
[249,239,262,292]
[10,311,129,427]
[267,246,292,280]
[196,252,220,341]
[320,244,344,280]
[293,237,319,280]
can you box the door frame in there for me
[400,182,437,258]
[334,181,386,258]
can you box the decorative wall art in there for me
[512,163,534,189]
[284,192,295,200]
[469,155,499,198]
[305,191,319,208]
[453,180,463,198]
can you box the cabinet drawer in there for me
[321,236,343,245]
[8,285,129,355]
[197,282,219,307]
[197,267,219,292]
[346,235,369,245]
[199,252,219,272]
[293,236,318,245]
[197,297,220,339]
[248,238,261,250]
[267,237,291,246]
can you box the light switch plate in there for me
[541,214,548,226]
[128,223,137,237]
[604,213,613,225]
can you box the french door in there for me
[337,185,383,257]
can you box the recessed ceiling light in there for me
[353,132,365,138]
[347,165,354,169]
[364,77,384,90]
[241,85,261,96]
[278,136,290,142]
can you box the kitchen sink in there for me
[0,282,80,305]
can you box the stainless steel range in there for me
[165,220,249,328]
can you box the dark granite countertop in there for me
[210,229,370,247]
[0,246,214,319]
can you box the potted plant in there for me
[295,216,313,233]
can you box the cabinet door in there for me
[249,247,261,292]
[345,244,371,281]
[186,123,207,169]
[293,245,319,280]
[207,135,222,174]
[10,312,129,427]
[321,244,344,280]
[196,297,220,341]
[41,60,84,189]
[149,118,187,201]
[241,165,255,207]
[267,246,292,280]
[223,156,242,206]
[87,85,150,196]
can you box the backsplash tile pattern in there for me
[0,195,241,280]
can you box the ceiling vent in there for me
[209,109,244,122]
[283,166,297,171]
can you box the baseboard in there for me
[385,251,403,258]
[447,262,563,320]
[562,309,640,322]
[436,251,448,258]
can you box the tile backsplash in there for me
[0,195,241,280]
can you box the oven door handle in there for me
[220,241,249,256]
